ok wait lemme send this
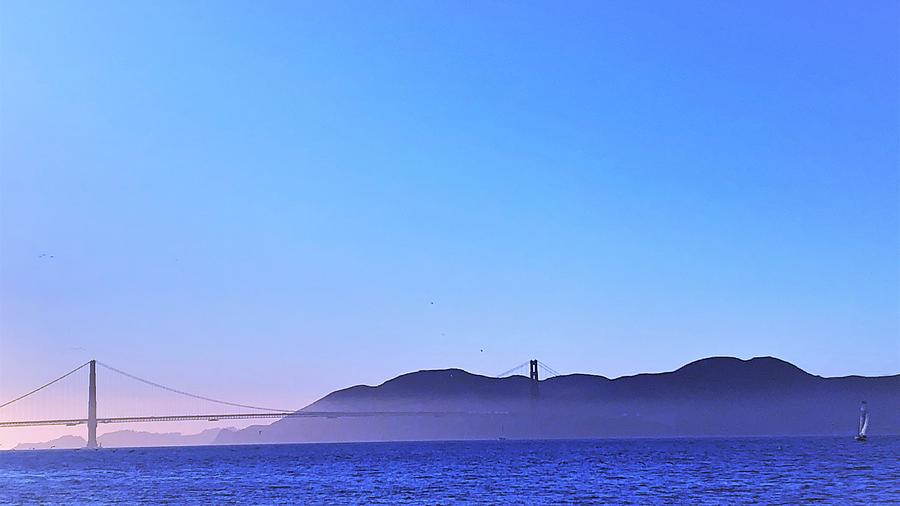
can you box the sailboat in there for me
[855,401,869,442]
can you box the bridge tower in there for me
[529,359,539,399]
[86,360,98,448]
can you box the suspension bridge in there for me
[1,358,561,448]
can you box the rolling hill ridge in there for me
[216,357,900,444]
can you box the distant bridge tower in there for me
[86,360,98,448]
[529,359,539,399]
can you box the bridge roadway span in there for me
[0,410,499,428]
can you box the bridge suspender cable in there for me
[0,361,91,409]
[95,361,294,413]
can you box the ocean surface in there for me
[1,437,897,504]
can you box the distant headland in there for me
[12,428,230,450]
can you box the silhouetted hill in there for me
[11,435,86,450]
[12,428,229,450]
[671,356,811,384]
[213,356,899,444]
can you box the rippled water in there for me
[1,437,897,504]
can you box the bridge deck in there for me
[0,411,495,428]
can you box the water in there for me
[1,437,897,504]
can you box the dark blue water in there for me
[1,437,897,504]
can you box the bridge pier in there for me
[86,360,98,448]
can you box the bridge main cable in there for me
[496,361,530,378]
[95,361,294,413]
[538,361,562,378]
[0,361,91,409]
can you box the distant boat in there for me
[855,401,869,442]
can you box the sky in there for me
[1,1,898,445]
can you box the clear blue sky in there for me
[1,1,898,417]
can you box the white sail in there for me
[858,401,869,437]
